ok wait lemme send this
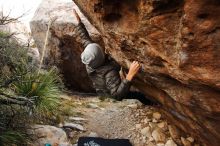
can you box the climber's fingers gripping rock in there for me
[126,61,141,81]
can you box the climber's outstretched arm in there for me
[73,9,93,48]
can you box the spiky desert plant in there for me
[0,131,27,146]
[13,68,62,115]
[0,29,62,115]
[0,14,63,145]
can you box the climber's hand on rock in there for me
[73,9,81,23]
[126,61,141,81]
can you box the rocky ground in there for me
[31,94,201,146]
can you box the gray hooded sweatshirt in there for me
[76,22,131,100]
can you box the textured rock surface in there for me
[73,0,220,145]
[30,125,70,146]
[30,0,102,92]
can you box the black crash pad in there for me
[78,137,133,146]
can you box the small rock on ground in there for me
[30,125,70,146]
[165,139,177,146]
[63,122,85,131]
[153,112,161,120]
[152,128,166,143]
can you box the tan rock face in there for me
[30,125,70,146]
[73,0,220,145]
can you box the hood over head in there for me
[81,43,105,69]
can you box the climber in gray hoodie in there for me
[73,10,143,101]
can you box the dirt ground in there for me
[61,94,200,146]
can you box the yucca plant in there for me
[0,16,64,145]
[0,130,27,146]
[13,68,62,115]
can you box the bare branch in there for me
[0,97,28,105]
[0,9,30,25]
[0,92,35,106]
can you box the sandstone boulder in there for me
[30,0,102,92]
[73,0,220,145]
[30,125,70,146]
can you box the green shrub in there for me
[0,24,64,145]
[0,30,33,85]
[0,30,63,115]
[0,131,27,146]
[13,68,62,115]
